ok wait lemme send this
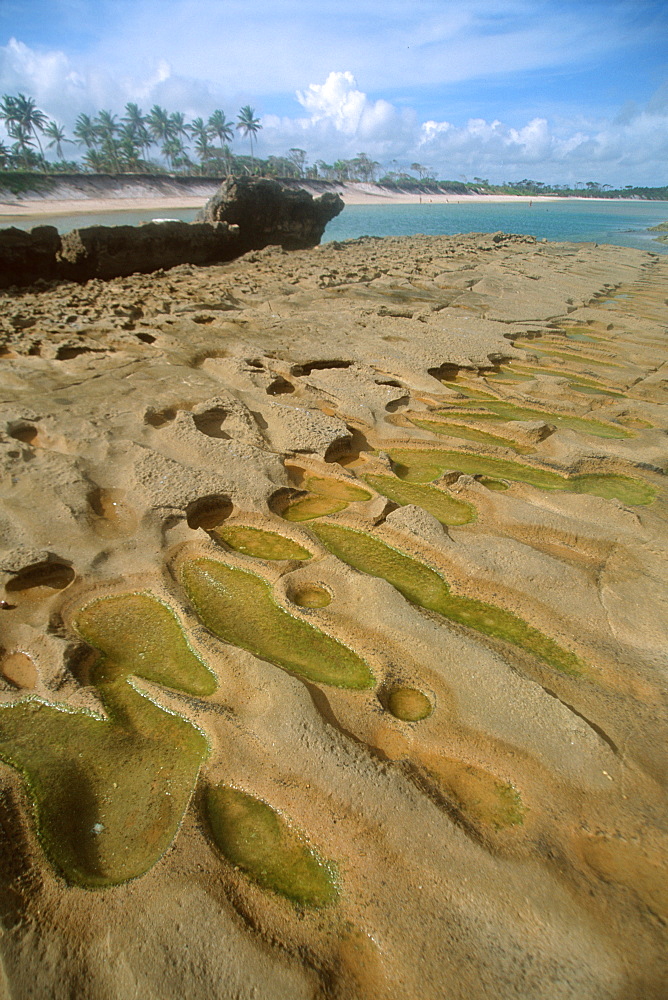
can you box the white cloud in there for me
[0,37,666,186]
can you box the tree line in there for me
[0,94,263,175]
[0,92,665,199]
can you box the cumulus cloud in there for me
[0,36,666,186]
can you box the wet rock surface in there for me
[0,233,666,1000]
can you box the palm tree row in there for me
[0,95,263,175]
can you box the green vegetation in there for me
[388,448,656,504]
[289,585,332,608]
[410,417,532,452]
[311,523,585,676]
[0,593,214,888]
[180,557,374,688]
[364,474,476,525]
[212,525,312,560]
[282,495,349,521]
[205,785,338,906]
[304,476,372,502]
[387,687,433,721]
[438,400,632,439]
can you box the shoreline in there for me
[1,183,663,220]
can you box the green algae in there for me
[534,347,624,368]
[567,473,657,505]
[304,476,372,502]
[410,417,532,452]
[212,525,312,561]
[0,593,214,888]
[282,495,349,521]
[446,384,497,400]
[390,449,566,489]
[498,363,616,390]
[387,687,433,721]
[289,585,332,608]
[311,523,584,676]
[478,477,509,491]
[364,474,476,525]
[389,449,656,505]
[75,593,217,695]
[180,557,374,689]
[571,384,626,398]
[205,785,338,907]
[440,400,632,439]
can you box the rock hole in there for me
[266,377,295,395]
[288,584,332,609]
[384,686,433,722]
[144,407,177,427]
[385,395,410,412]
[1,651,37,690]
[267,487,304,517]
[5,561,75,596]
[55,346,96,360]
[192,407,231,439]
[136,332,156,344]
[8,423,38,444]
[290,360,353,377]
[186,494,234,530]
[325,426,372,467]
[427,363,462,383]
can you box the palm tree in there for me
[1,93,47,168]
[73,112,97,152]
[0,140,12,169]
[44,121,71,161]
[122,103,150,162]
[94,111,121,172]
[236,105,261,169]
[146,105,173,162]
[208,110,234,173]
[188,117,213,172]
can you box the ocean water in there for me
[322,199,668,253]
[1,197,667,253]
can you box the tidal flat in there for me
[0,232,666,999]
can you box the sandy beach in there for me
[0,182,563,218]
[0,230,666,999]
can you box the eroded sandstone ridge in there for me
[0,233,666,1000]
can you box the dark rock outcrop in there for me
[0,177,344,287]
[58,220,240,281]
[200,177,344,251]
[0,226,61,287]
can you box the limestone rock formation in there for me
[199,176,344,251]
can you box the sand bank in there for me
[0,181,563,218]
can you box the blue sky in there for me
[1,0,667,184]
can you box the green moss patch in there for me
[205,785,338,907]
[180,558,374,689]
[311,523,584,676]
[213,525,312,560]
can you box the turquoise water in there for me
[1,198,667,253]
[323,199,668,254]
